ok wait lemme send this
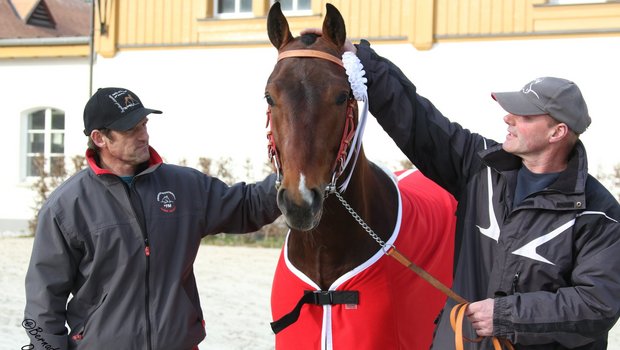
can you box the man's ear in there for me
[90,130,107,148]
[549,123,569,144]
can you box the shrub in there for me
[29,155,85,235]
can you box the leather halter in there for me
[266,49,356,193]
[277,49,344,67]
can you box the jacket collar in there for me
[86,146,163,176]
[478,140,588,195]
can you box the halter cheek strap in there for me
[266,106,282,189]
[332,99,357,178]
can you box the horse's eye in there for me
[335,92,348,105]
[265,93,275,106]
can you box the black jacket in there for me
[357,41,620,349]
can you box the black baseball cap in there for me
[83,87,162,136]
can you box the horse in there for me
[265,3,458,349]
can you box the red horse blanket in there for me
[271,169,457,349]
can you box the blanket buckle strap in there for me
[270,290,359,334]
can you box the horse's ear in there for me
[267,2,294,49]
[321,3,346,48]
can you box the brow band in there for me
[277,49,344,68]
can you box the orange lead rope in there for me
[450,303,482,350]
[386,246,514,350]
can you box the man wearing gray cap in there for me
[352,40,620,349]
[23,87,281,349]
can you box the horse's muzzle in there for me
[277,187,324,231]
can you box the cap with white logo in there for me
[83,87,162,136]
[492,77,591,134]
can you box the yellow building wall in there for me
[3,0,619,58]
[434,0,620,39]
[98,0,619,56]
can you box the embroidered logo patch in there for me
[157,191,177,213]
[108,89,141,114]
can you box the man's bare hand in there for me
[466,298,494,337]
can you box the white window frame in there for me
[270,0,312,16]
[22,107,66,180]
[214,0,253,19]
[548,0,608,4]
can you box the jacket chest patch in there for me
[157,191,177,213]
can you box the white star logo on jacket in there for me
[475,157,572,265]
[477,164,501,242]
[477,139,501,242]
[512,212,616,265]
[511,219,575,265]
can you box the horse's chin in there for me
[279,206,323,232]
[285,216,321,231]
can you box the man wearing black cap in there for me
[349,41,620,349]
[23,87,281,350]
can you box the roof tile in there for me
[0,0,90,40]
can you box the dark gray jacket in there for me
[24,147,280,350]
[357,41,620,349]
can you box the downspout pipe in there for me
[89,0,95,97]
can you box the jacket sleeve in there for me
[494,212,620,347]
[356,40,492,198]
[24,205,78,350]
[202,173,281,235]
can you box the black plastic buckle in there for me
[306,290,359,306]
[312,291,333,305]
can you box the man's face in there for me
[102,117,151,166]
[501,113,557,159]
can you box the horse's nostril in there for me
[277,188,288,207]
[310,188,323,212]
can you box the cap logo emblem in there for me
[108,90,141,114]
[521,78,543,99]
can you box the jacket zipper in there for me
[126,181,153,350]
[144,236,152,350]
[511,271,521,294]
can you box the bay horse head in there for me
[266,3,359,231]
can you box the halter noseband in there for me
[266,49,358,194]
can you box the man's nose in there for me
[137,126,149,139]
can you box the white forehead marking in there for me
[299,173,313,204]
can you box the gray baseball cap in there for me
[492,77,591,134]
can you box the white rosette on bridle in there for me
[343,52,368,102]
[338,51,369,193]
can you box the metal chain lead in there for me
[334,191,386,248]
[336,185,471,307]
